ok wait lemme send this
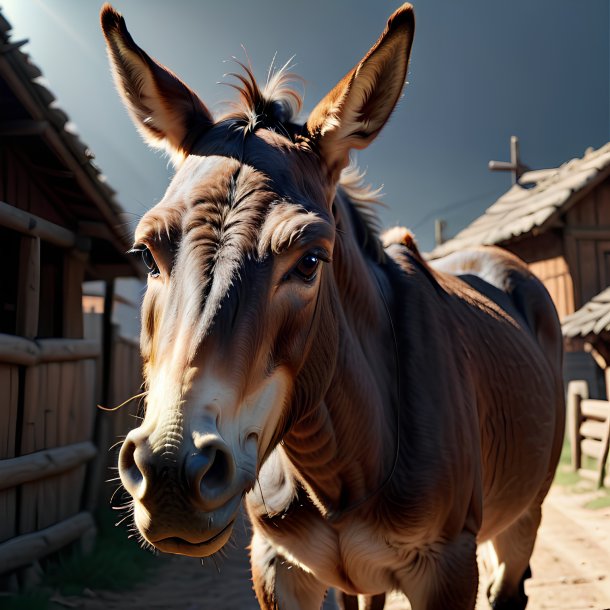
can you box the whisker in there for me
[115,512,133,527]
[211,554,221,574]
[257,477,272,521]
[98,391,149,412]
[108,438,126,452]
[109,484,125,504]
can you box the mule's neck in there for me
[283,188,399,517]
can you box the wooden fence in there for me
[83,313,143,506]
[0,317,142,576]
[567,377,610,488]
[0,335,99,574]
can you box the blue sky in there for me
[3,0,609,252]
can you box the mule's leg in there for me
[486,503,542,610]
[337,593,386,610]
[250,530,327,610]
[402,531,479,610]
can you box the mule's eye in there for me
[131,245,160,278]
[294,253,320,282]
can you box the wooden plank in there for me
[19,365,41,535]
[81,359,97,441]
[0,442,97,491]
[0,200,76,248]
[567,228,610,240]
[16,236,40,339]
[578,192,598,225]
[563,233,581,309]
[0,364,18,543]
[37,339,100,363]
[0,365,18,458]
[595,240,610,296]
[577,239,599,304]
[57,361,76,521]
[0,511,95,574]
[36,364,51,530]
[45,363,60,450]
[0,490,17,543]
[580,399,610,421]
[567,381,587,471]
[596,180,610,225]
[20,366,39,456]
[62,252,86,339]
[67,361,84,516]
[581,438,604,460]
[580,419,609,441]
[45,362,61,528]
[0,336,100,366]
[0,333,39,366]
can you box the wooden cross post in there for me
[488,135,530,184]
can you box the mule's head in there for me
[101,3,414,556]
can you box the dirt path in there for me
[61,486,609,610]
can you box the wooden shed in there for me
[431,142,610,391]
[0,10,141,579]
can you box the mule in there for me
[100,4,564,609]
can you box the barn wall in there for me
[0,147,70,228]
[508,231,575,320]
[564,175,610,309]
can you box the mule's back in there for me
[429,245,565,539]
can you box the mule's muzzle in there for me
[119,428,237,508]
[118,426,250,556]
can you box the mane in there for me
[338,164,386,263]
[220,61,387,263]
[219,59,304,136]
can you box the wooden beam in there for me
[0,512,95,574]
[0,200,76,248]
[16,236,40,339]
[63,251,87,339]
[37,339,100,363]
[0,335,100,366]
[0,441,97,491]
[0,334,39,366]
[565,227,610,240]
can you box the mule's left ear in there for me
[305,4,415,180]
[100,3,213,163]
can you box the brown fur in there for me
[102,4,564,609]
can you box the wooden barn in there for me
[0,10,142,581]
[431,142,610,392]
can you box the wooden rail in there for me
[0,512,95,573]
[0,334,100,365]
[0,442,97,490]
[567,380,610,488]
[0,200,82,249]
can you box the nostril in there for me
[203,449,229,489]
[185,442,235,509]
[119,438,144,496]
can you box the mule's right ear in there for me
[100,3,213,163]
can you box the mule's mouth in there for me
[152,518,236,557]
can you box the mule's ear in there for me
[306,4,415,180]
[100,3,213,162]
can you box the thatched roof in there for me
[0,10,142,279]
[431,142,610,259]
[562,287,610,339]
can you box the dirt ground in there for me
[56,485,609,610]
